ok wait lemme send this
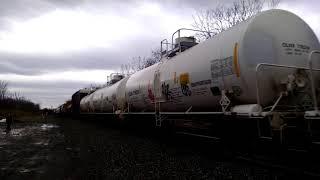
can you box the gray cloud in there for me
[0,1,53,28]
[0,61,41,75]
[0,39,158,76]
[8,78,94,107]
[0,50,120,75]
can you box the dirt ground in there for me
[0,116,309,180]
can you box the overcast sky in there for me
[0,0,319,108]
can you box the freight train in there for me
[65,9,320,148]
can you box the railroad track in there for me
[175,130,320,178]
[235,153,320,178]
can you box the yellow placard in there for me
[233,43,240,77]
[180,73,190,85]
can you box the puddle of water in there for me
[0,140,10,146]
[40,124,58,130]
[34,140,49,146]
[3,124,59,137]
[19,168,31,173]
[10,128,25,137]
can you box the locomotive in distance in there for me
[59,9,320,148]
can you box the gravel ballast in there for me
[0,117,302,179]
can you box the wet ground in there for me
[0,116,315,179]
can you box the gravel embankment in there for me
[0,117,306,179]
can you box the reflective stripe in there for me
[233,43,240,77]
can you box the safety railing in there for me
[171,28,215,50]
[308,50,320,112]
[255,61,320,113]
[160,39,170,58]
[160,28,215,58]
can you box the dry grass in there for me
[0,109,43,122]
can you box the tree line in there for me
[0,80,40,112]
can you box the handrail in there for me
[171,28,215,50]
[160,39,168,58]
[308,50,320,111]
[255,62,320,108]
[186,106,192,113]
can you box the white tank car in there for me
[92,89,104,111]
[80,77,129,113]
[79,95,90,112]
[80,91,95,112]
[125,9,320,113]
[125,64,160,111]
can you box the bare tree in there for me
[120,64,126,75]
[120,63,133,76]
[267,0,281,8]
[131,56,145,72]
[0,83,40,112]
[120,49,162,75]
[192,0,281,39]
[120,56,144,76]
[0,80,8,100]
[144,49,162,68]
[150,49,162,63]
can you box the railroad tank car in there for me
[125,9,320,113]
[80,77,129,113]
[125,64,159,112]
[71,89,91,114]
[79,95,90,112]
[79,9,320,119]
[72,9,320,149]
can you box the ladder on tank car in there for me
[153,61,167,127]
[155,103,168,127]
